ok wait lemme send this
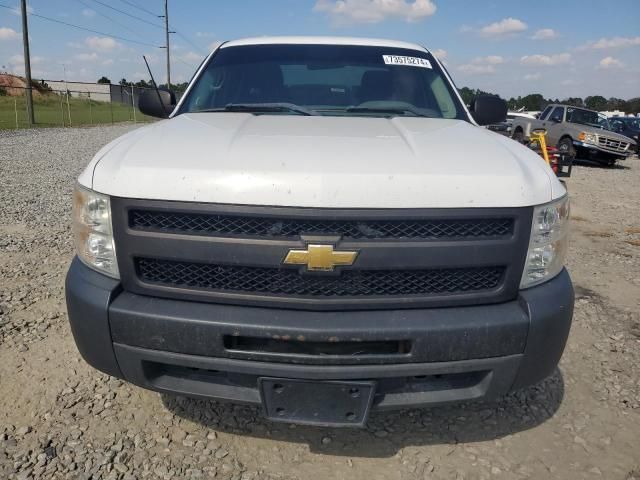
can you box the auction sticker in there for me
[382,55,432,69]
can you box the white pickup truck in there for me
[66,37,573,427]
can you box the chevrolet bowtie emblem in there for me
[283,244,358,272]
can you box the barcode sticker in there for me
[382,55,432,69]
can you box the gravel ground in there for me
[1,125,639,480]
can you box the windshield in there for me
[598,114,611,130]
[566,107,600,128]
[621,117,640,130]
[178,44,466,119]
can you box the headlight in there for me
[73,184,119,278]
[520,196,570,289]
[578,132,597,144]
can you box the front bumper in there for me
[572,140,632,158]
[66,257,574,411]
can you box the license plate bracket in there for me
[259,378,376,427]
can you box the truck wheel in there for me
[557,138,575,159]
[513,129,524,143]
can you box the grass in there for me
[0,94,155,129]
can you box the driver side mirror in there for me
[139,89,176,118]
[470,95,507,126]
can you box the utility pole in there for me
[20,0,35,125]
[63,65,71,126]
[163,0,171,88]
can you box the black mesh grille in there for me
[130,210,513,240]
[136,258,505,298]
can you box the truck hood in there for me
[85,113,563,208]
[583,125,637,144]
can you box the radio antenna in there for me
[143,55,167,114]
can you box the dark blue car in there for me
[610,117,640,153]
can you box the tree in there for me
[174,82,189,93]
[457,87,475,105]
[623,97,640,114]
[585,95,607,111]
[158,82,189,93]
[518,94,546,111]
[606,97,626,111]
[457,87,502,106]
[97,76,111,84]
[119,78,130,86]
[456,88,640,114]
[34,79,51,93]
[563,97,584,107]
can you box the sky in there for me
[0,0,639,99]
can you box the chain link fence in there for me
[0,76,158,130]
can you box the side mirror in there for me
[139,89,176,118]
[470,95,507,126]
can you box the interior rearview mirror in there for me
[138,89,176,119]
[469,95,508,126]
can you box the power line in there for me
[102,0,208,55]
[116,0,160,17]
[0,3,162,48]
[87,0,164,29]
[113,1,209,62]
[174,55,198,69]
[73,0,151,43]
[172,30,206,54]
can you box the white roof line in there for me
[220,36,429,52]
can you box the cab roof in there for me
[220,36,429,53]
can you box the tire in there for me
[513,128,524,143]
[594,159,615,168]
[557,137,576,158]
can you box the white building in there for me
[44,80,111,102]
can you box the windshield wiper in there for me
[344,106,431,117]
[199,103,318,116]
